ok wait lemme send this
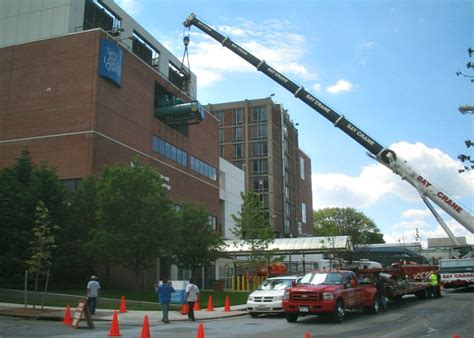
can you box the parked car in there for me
[247,276,299,317]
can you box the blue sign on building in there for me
[98,39,123,87]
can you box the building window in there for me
[232,108,244,125]
[213,111,225,126]
[252,141,268,157]
[251,125,267,139]
[153,136,188,166]
[233,144,243,158]
[253,177,268,192]
[191,156,217,180]
[219,129,224,143]
[252,159,268,174]
[209,215,217,231]
[285,185,290,200]
[259,194,269,209]
[233,127,243,141]
[132,31,160,67]
[251,106,267,122]
[300,156,305,179]
[301,203,307,224]
[233,161,243,169]
[61,178,82,192]
[219,145,224,157]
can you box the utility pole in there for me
[457,48,474,173]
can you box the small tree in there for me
[232,190,274,287]
[175,203,224,279]
[27,201,59,308]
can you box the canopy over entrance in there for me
[222,236,353,256]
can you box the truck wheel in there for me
[249,312,258,318]
[365,297,379,314]
[331,300,345,323]
[285,313,298,323]
[415,288,428,299]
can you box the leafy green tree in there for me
[0,149,66,286]
[89,161,178,289]
[27,201,59,307]
[313,207,385,247]
[232,190,275,281]
[55,176,99,286]
[174,203,224,279]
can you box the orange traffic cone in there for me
[119,296,127,313]
[140,315,150,338]
[196,323,205,338]
[194,296,201,311]
[108,310,121,336]
[305,333,311,338]
[224,295,231,312]
[180,303,189,314]
[63,304,72,325]
[206,295,215,312]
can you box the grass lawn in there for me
[0,288,250,311]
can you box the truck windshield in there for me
[299,272,342,285]
[257,278,294,290]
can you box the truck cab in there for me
[282,270,378,323]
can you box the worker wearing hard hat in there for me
[429,271,439,298]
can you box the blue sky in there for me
[116,0,474,246]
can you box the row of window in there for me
[232,144,268,158]
[190,156,217,180]
[213,106,268,126]
[152,136,217,180]
[153,136,188,166]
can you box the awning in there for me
[221,236,353,255]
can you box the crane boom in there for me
[183,13,474,237]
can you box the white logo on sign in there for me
[104,47,120,75]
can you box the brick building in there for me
[0,0,230,287]
[207,98,313,238]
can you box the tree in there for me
[0,149,66,286]
[89,161,178,290]
[55,176,99,286]
[174,203,224,279]
[231,190,275,282]
[27,201,59,307]
[313,207,384,247]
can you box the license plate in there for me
[299,306,309,312]
[257,307,269,311]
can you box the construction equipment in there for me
[182,13,473,243]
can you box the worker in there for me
[375,275,388,310]
[429,270,439,298]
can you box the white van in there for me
[247,276,299,317]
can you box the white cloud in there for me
[116,0,141,15]
[312,142,474,246]
[176,18,318,88]
[312,142,473,209]
[313,83,321,92]
[401,209,432,219]
[326,80,353,94]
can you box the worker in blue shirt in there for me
[157,279,175,323]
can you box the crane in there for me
[182,13,474,244]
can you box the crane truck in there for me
[182,14,474,284]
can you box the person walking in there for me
[185,279,199,321]
[429,270,439,298]
[86,275,100,315]
[375,274,388,310]
[158,279,175,323]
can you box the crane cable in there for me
[181,27,191,77]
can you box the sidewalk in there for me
[0,302,249,325]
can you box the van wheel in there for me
[331,300,345,323]
[285,313,298,323]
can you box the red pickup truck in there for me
[282,270,378,323]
